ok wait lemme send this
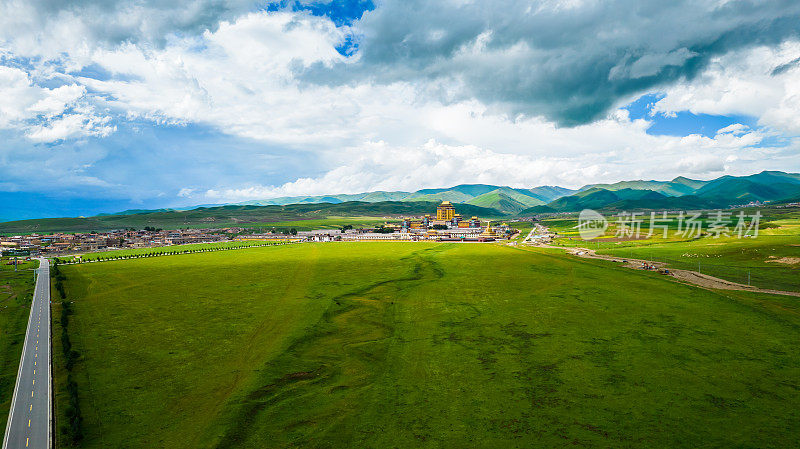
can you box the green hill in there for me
[411,184,500,197]
[671,176,709,191]
[239,184,569,208]
[524,186,576,202]
[519,171,800,214]
[243,191,410,205]
[0,201,503,234]
[236,172,800,213]
[518,188,706,213]
[695,178,800,204]
[9,171,800,226]
[602,195,719,211]
[467,188,546,213]
[402,191,475,203]
[581,179,701,197]
[466,192,526,214]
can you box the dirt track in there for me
[557,246,800,298]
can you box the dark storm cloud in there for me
[771,56,800,76]
[18,0,258,45]
[301,0,800,126]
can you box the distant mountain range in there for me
[2,171,799,233]
[236,171,800,214]
[521,171,800,213]
[238,184,575,214]
[0,201,502,234]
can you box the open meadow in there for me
[52,242,800,448]
[543,209,800,292]
[54,240,288,263]
[0,258,37,439]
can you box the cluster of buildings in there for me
[0,228,232,256]
[1,202,513,258]
[730,200,770,209]
[400,201,483,230]
[294,201,512,242]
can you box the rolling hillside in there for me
[580,178,707,197]
[546,188,666,211]
[238,184,574,208]
[467,188,547,213]
[525,186,577,203]
[403,191,475,203]
[4,171,800,229]
[694,173,800,204]
[520,170,800,214]
[519,188,720,213]
[0,201,503,234]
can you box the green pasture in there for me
[54,240,283,263]
[241,216,392,231]
[508,220,534,242]
[0,257,37,441]
[52,243,800,448]
[543,211,800,291]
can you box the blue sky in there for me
[1,0,800,220]
[624,94,758,139]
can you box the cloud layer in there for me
[0,0,799,213]
[316,0,800,125]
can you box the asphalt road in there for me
[2,258,51,449]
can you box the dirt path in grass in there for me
[549,246,800,298]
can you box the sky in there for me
[2,0,800,220]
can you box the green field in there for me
[543,210,800,291]
[0,258,37,439]
[54,240,288,263]
[52,243,800,447]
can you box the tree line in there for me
[52,262,83,444]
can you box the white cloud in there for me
[0,66,113,142]
[652,41,800,135]
[196,125,795,203]
[0,3,799,207]
[177,188,195,198]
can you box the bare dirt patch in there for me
[595,237,650,243]
[558,247,800,297]
[0,284,15,303]
[766,256,800,265]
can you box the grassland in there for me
[53,243,800,447]
[543,209,800,291]
[0,257,37,440]
[53,240,288,263]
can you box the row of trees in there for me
[52,263,83,444]
[54,241,293,265]
[235,227,298,235]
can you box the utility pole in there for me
[748,271,751,286]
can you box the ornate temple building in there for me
[436,201,456,221]
[480,221,499,238]
[403,201,482,231]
